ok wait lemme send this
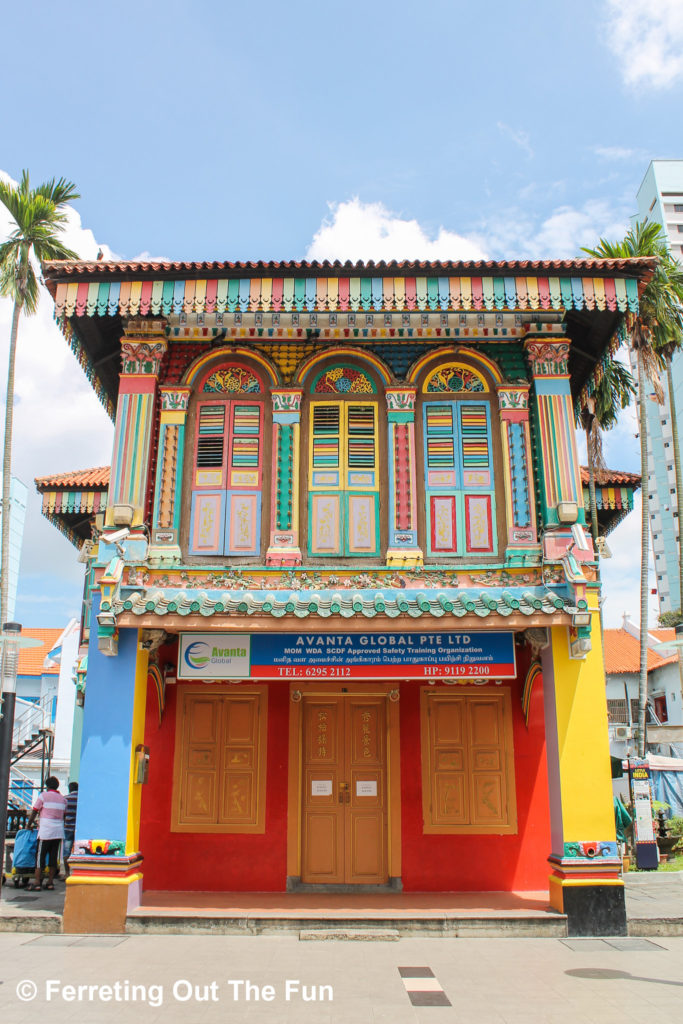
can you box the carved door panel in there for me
[301,696,387,885]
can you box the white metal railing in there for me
[12,693,55,752]
[8,766,36,809]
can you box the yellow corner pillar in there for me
[63,628,149,934]
[542,612,625,936]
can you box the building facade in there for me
[631,160,683,615]
[39,256,648,936]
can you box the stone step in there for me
[125,914,567,938]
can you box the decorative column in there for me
[105,323,167,529]
[525,337,585,529]
[497,383,538,561]
[63,608,147,933]
[149,385,192,564]
[385,386,423,568]
[542,616,625,935]
[266,387,303,566]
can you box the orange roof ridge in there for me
[17,627,64,676]
[35,466,110,489]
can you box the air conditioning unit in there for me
[614,726,632,741]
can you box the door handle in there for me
[339,782,350,804]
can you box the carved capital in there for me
[120,340,167,376]
[385,386,417,412]
[524,340,570,377]
[160,386,192,412]
[497,383,530,411]
[271,387,303,413]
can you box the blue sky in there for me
[1,0,683,629]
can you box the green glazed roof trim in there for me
[113,586,575,620]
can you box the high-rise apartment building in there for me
[0,473,28,619]
[631,160,683,615]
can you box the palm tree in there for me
[579,359,636,548]
[583,222,683,758]
[0,171,80,624]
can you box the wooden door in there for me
[301,696,388,884]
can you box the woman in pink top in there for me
[27,777,67,890]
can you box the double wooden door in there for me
[301,696,388,885]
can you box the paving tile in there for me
[605,937,664,951]
[22,935,79,946]
[71,936,129,948]
[560,939,610,951]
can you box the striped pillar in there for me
[385,386,423,568]
[150,385,191,561]
[266,387,303,566]
[106,331,167,528]
[525,337,585,528]
[497,383,538,556]
[542,618,625,935]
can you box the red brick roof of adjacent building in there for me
[16,628,63,676]
[603,628,678,674]
[580,467,641,486]
[35,466,110,490]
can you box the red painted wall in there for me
[399,661,550,892]
[140,654,549,893]
[139,678,289,891]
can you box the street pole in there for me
[0,623,21,895]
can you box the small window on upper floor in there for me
[304,363,384,559]
[417,361,502,559]
[675,204,683,213]
[186,361,269,558]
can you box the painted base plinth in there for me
[549,879,627,936]
[266,545,302,566]
[64,852,144,934]
[64,880,133,934]
[385,548,424,568]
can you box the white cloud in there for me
[0,169,114,623]
[306,198,488,263]
[480,198,630,260]
[497,122,534,160]
[593,145,647,162]
[604,0,683,89]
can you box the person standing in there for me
[26,777,67,890]
[63,782,78,876]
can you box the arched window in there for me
[306,364,382,558]
[188,362,267,556]
[419,361,498,557]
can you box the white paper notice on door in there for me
[311,780,333,796]
[356,780,377,796]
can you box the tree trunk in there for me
[585,425,600,547]
[665,353,683,617]
[637,353,650,758]
[1,296,22,627]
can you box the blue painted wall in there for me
[77,597,138,842]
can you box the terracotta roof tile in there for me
[603,628,677,674]
[35,466,110,490]
[41,256,657,280]
[580,467,641,486]
[16,628,63,676]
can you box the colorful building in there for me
[38,256,648,936]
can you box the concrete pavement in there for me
[1,931,683,1023]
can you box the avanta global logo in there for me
[184,641,212,670]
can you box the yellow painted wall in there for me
[548,616,616,842]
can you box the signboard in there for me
[630,758,658,870]
[178,631,515,680]
[356,781,377,796]
[311,780,332,796]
